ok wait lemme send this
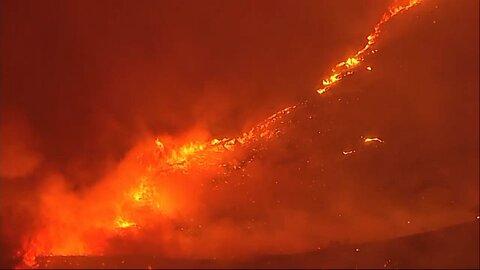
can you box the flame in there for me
[18,103,298,267]
[131,177,154,203]
[316,0,422,94]
[115,217,136,229]
[364,137,385,143]
[342,150,356,155]
[18,0,422,267]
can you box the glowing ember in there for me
[364,137,385,143]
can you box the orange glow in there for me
[154,138,164,151]
[115,217,136,229]
[364,137,385,143]
[3,0,478,268]
[16,1,423,267]
[19,102,299,267]
[316,0,422,94]
[345,57,360,68]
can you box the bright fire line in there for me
[317,0,422,94]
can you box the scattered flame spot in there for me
[155,138,164,151]
[364,137,385,143]
[115,217,136,229]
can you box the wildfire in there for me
[18,1,423,268]
[316,0,422,94]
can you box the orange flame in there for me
[317,0,422,94]
[19,1,422,267]
[364,137,385,143]
[115,217,136,229]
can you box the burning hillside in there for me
[1,0,478,268]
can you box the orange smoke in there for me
[17,101,297,267]
[6,0,443,268]
[15,0,429,267]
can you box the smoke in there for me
[1,0,478,268]
[0,110,42,179]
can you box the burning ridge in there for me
[18,0,424,268]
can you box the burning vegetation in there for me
[1,0,478,268]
